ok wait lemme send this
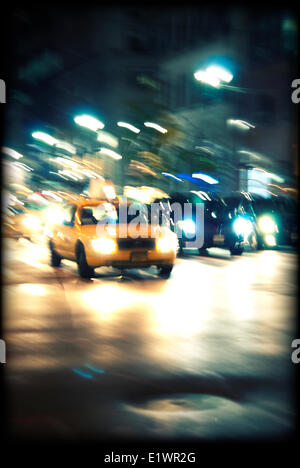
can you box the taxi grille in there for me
[117,238,156,250]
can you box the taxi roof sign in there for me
[88,178,116,200]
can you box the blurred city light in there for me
[55,140,77,154]
[238,150,263,161]
[192,173,219,184]
[269,173,285,183]
[41,191,63,202]
[144,122,168,133]
[190,190,212,201]
[2,147,23,159]
[13,161,34,172]
[250,167,284,184]
[74,114,105,132]
[50,156,79,168]
[161,172,183,182]
[195,146,214,155]
[32,131,57,145]
[98,148,122,159]
[117,122,140,133]
[103,184,116,200]
[227,119,255,130]
[97,130,119,148]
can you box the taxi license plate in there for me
[131,252,148,262]
[213,234,224,243]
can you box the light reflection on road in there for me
[2,238,297,440]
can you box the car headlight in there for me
[258,216,277,234]
[91,238,117,254]
[156,231,178,253]
[233,217,253,236]
[22,215,42,231]
[264,234,277,247]
[177,219,196,235]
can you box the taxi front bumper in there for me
[86,248,176,268]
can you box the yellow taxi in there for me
[47,198,178,278]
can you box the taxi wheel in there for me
[49,242,61,267]
[230,246,243,256]
[76,244,94,279]
[158,265,173,278]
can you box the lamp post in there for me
[226,119,256,191]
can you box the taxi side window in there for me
[81,204,117,225]
[62,204,76,226]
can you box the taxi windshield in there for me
[80,203,151,225]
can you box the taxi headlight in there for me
[258,216,277,234]
[22,215,42,231]
[177,219,196,235]
[156,233,178,253]
[91,238,117,254]
[233,217,253,236]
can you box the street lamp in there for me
[194,64,233,88]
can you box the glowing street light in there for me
[74,114,105,132]
[194,70,221,88]
[194,64,233,88]
[144,122,168,134]
[206,65,233,83]
[117,122,140,133]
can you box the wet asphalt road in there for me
[2,238,298,443]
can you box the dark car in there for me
[153,191,249,256]
[223,192,298,249]
[251,194,298,248]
